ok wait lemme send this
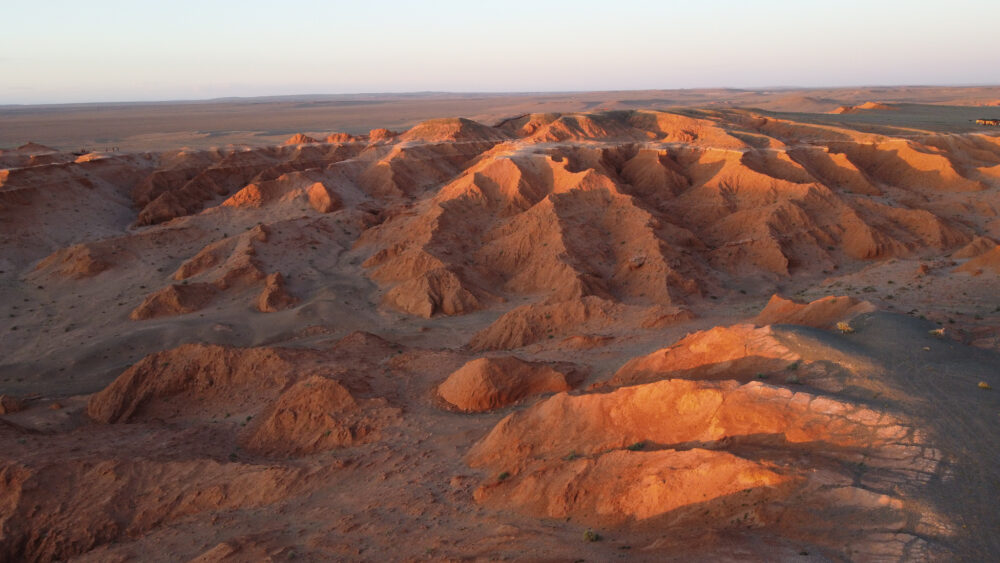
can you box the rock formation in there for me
[437,356,581,411]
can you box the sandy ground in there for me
[2,86,1000,151]
[2,89,1000,561]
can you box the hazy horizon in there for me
[4,83,1000,109]
[4,0,1000,105]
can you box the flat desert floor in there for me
[2,86,1000,561]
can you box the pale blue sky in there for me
[2,0,999,104]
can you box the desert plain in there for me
[2,86,1000,561]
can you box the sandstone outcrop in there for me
[255,272,298,312]
[753,294,875,328]
[437,356,581,412]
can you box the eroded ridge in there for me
[467,375,947,558]
[2,107,999,561]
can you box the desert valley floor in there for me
[2,88,1000,561]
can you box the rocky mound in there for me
[382,267,483,318]
[436,356,581,412]
[468,378,887,468]
[221,181,293,209]
[32,243,111,279]
[468,297,621,350]
[256,272,298,312]
[211,251,267,290]
[307,181,341,213]
[469,297,694,351]
[753,294,875,328]
[325,132,357,143]
[955,246,1000,275]
[283,133,319,145]
[475,447,786,524]
[608,324,801,387]
[368,128,398,142]
[173,224,268,281]
[129,283,218,320]
[400,117,512,144]
[243,375,399,455]
[953,235,997,259]
[0,456,322,562]
[87,344,308,423]
[86,335,404,428]
[467,378,921,529]
[122,225,293,319]
[831,101,897,114]
[221,174,339,212]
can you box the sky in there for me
[2,0,999,105]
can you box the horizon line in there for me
[4,83,1000,109]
